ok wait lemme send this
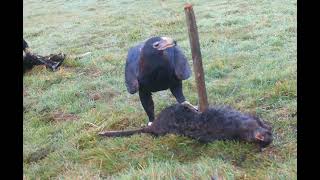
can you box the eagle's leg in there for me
[169,81,186,103]
[170,82,198,112]
[139,90,155,125]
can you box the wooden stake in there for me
[184,3,209,112]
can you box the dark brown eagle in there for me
[125,36,197,125]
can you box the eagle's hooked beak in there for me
[153,37,176,50]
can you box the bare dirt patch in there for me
[43,110,79,122]
[23,88,29,97]
[88,89,119,102]
[83,67,103,78]
[52,111,78,122]
[89,92,102,101]
[25,146,54,164]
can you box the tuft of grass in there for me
[24,0,296,179]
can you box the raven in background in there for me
[125,36,197,126]
[23,38,65,73]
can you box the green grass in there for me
[23,0,296,179]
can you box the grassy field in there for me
[23,0,297,179]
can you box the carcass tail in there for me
[98,127,148,137]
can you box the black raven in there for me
[125,36,197,125]
[23,38,65,73]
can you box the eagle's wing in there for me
[125,43,144,94]
[167,45,192,80]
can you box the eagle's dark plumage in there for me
[125,36,194,123]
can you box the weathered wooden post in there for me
[184,3,209,112]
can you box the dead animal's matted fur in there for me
[99,104,273,149]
